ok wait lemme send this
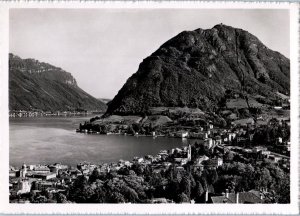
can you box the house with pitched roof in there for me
[210,190,266,204]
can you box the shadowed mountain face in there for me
[106,24,290,115]
[9,54,107,112]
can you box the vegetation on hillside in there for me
[106,24,289,115]
[9,54,107,112]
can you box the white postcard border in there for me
[0,1,298,215]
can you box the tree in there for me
[129,170,136,176]
[56,193,67,203]
[224,151,234,162]
[240,164,255,191]
[275,176,290,203]
[206,169,218,185]
[166,179,180,201]
[89,168,101,183]
[198,144,210,157]
[132,123,142,134]
[177,192,189,203]
[218,117,227,128]
[268,166,285,188]
[131,163,144,176]
[149,172,163,188]
[214,175,238,193]
[180,176,191,199]
[193,181,205,202]
[33,195,48,203]
[109,192,125,203]
[254,168,272,190]
[121,186,139,203]
[68,175,91,203]
[200,176,208,192]
[91,185,106,203]
[127,125,135,135]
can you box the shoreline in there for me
[10,131,190,168]
[75,129,207,140]
[9,139,189,168]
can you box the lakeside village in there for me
[9,110,103,118]
[10,116,290,204]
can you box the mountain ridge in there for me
[9,53,107,112]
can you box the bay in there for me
[9,116,186,167]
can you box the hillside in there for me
[106,24,290,115]
[9,54,107,112]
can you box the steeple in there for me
[21,163,27,178]
[187,144,192,161]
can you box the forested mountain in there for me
[9,54,107,112]
[106,24,289,115]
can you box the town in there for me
[9,117,290,204]
[9,110,103,118]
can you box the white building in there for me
[269,155,281,163]
[217,158,223,167]
[20,163,27,178]
[17,179,31,194]
[196,155,209,165]
[206,138,215,149]
[181,131,189,138]
[261,150,271,157]
[228,133,236,142]
[33,165,50,174]
[133,157,144,163]
[205,133,208,139]
[287,141,291,151]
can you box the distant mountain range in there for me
[106,24,290,115]
[98,98,111,104]
[9,53,107,112]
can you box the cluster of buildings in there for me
[9,163,68,197]
[8,144,192,201]
[9,110,94,118]
[170,120,290,165]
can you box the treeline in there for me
[214,161,289,203]
[252,118,290,146]
[29,160,288,204]
[79,122,157,135]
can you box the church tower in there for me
[21,163,27,178]
[187,144,192,161]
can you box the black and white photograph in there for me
[0,1,299,215]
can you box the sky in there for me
[9,9,290,99]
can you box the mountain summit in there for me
[106,24,289,115]
[9,54,107,112]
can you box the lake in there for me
[9,116,187,167]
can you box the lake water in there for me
[9,116,186,167]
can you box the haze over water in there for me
[9,117,186,167]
